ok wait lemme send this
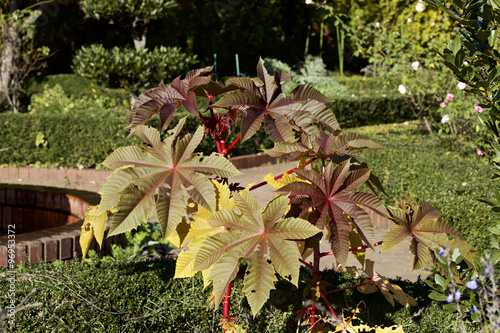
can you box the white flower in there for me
[431,22,435,27]
[351,94,356,98]
[375,22,380,28]
[464,61,469,65]
[457,82,467,90]
[305,0,314,4]
[398,84,407,94]
[407,18,412,23]
[441,114,450,124]
[411,61,420,71]
[415,2,425,12]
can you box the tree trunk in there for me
[132,17,147,51]
[0,4,42,113]
[0,24,21,112]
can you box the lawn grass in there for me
[348,121,497,253]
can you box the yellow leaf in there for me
[80,205,108,261]
[264,172,304,189]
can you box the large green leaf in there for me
[194,192,321,316]
[100,121,241,238]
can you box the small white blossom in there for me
[398,84,406,94]
[411,61,420,71]
[415,2,425,12]
[407,18,412,23]
[441,114,450,124]
[457,82,467,90]
[375,22,380,28]
[305,0,314,4]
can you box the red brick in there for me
[0,188,5,204]
[84,169,97,183]
[0,168,9,182]
[14,244,27,266]
[52,193,62,211]
[16,189,26,205]
[96,170,111,183]
[28,242,43,264]
[2,206,12,230]
[6,188,16,205]
[59,237,73,260]
[27,167,38,181]
[18,168,29,182]
[66,169,82,187]
[74,235,82,258]
[25,189,36,206]
[42,210,52,229]
[38,168,49,181]
[34,209,44,231]
[12,207,24,232]
[0,246,6,268]
[24,208,34,232]
[44,240,58,262]
[67,215,80,225]
[47,168,59,182]
[44,192,53,209]
[8,168,18,181]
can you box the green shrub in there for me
[25,74,105,98]
[0,258,478,332]
[72,44,197,95]
[0,110,272,168]
[27,84,128,114]
[330,95,421,128]
[264,56,350,99]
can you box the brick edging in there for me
[0,153,282,193]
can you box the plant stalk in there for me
[223,282,232,332]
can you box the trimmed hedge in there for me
[330,95,425,129]
[0,257,478,332]
[0,111,271,168]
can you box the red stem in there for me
[326,278,374,295]
[299,258,314,271]
[223,282,232,332]
[319,241,383,257]
[220,140,227,155]
[310,245,322,327]
[249,159,315,191]
[224,134,241,157]
[216,140,222,154]
[320,293,339,321]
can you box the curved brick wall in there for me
[0,154,282,268]
[0,186,93,235]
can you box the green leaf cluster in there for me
[72,44,197,95]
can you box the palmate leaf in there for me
[194,192,321,316]
[381,196,473,270]
[99,119,241,239]
[127,66,213,133]
[212,58,338,143]
[277,159,389,266]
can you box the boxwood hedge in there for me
[0,258,479,332]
